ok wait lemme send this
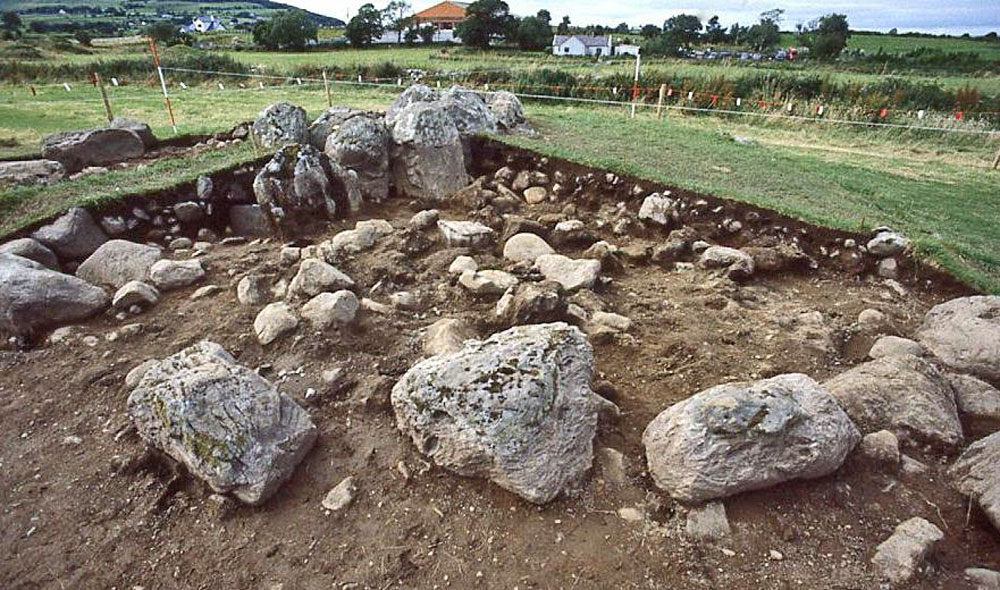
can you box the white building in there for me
[552,35,612,57]
[180,16,226,34]
[615,44,640,56]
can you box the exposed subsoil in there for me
[0,140,996,590]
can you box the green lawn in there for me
[1,83,998,292]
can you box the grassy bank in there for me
[0,84,998,292]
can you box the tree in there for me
[663,14,702,48]
[640,24,661,39]
[888,28,898,36]
[145,21,184,45]
[557,16,570,35]
[74,29,93,46]
[728,22,745,44]
[704,15,727,44]
[515,15,552,50]
[803,13,850,60]
[614,23,630,34]
[1,11,21,32]
[745,9,782,52]
[456,0,513,50]
[404,27,419,44]
[254,10,318,50]
[536,10,551,25]
[419,25,436,43]
[345,3,384,47]
[383,1,412,42]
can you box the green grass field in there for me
[1,81,998,292]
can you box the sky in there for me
[283,0,1000,36]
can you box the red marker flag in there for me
[955,111,964,121]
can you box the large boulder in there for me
[534,254,601,292]
[823,355,963,449]
[109,117,156,148]
[253,144,361,236]
[324,114,391,203]
[31,207,108,260]
[0,159,65,187]
[949,430,1000,533]
[487,91,529,132]
[307,106,364,150]
[251,102,308,149]
[41,127,145,173]
[917,296,1000,383]
[642,373,860,503]
[0,238,59,270]
[127,341,317,505]
[391,322,611,503]
[438,86,498,137]
[75,239,162,289]
[0,254,108,336]
[390,102,469,201]
[385,84,439,127]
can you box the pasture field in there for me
[1,80,998,292]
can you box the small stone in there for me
[769,550,784,561]
[858,430,901,471]
[858,308,888,331]
[867,231,909,258]
[594,447,627,486]
[196,176,213,200]
[280,247,301,266]
[871,517,943,585]
[62,435,83,446]
[254,302,298,345]
[591,311,631,332]
[534,254,601,292]
[686,502,731,541]
[237,274,271,306]
[409,209,439,230]
[190,285,220,300]
[112,281,160,310]
[197,228,219,243]
[438,220,495,250]
[965,568,1000,589]
[617,507,644,522]
[322,476,356,512]
[638,193,674,226]
[502,233,554,264]
[459,270,518,296]
[523,186,547,204]
[390,291,419,311]
[900,454,928,476]
[169,237,193,251]
[448,255,478,274]
[288,259,354,299]
[878,257,899,279]
[173,202,203,224]
[870,336,923,359]
[424,318,474,356]
[361,298,393,315]
[149,259,204,291]
[301,291,359,329]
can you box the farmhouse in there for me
[413,1,470,30]
[552,35,613,57]
[180,15,226,34]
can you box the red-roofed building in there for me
[413,1,470,30]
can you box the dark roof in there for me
[553,35,611,48]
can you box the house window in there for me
[595,48,602,56]
[564,47,569,53]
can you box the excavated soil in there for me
[0,140,996,589]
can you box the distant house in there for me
[180,16,226,34]
[413,1,470,30]
[615,43,640,57]
[552,35,612,57]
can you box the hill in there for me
[0,0,345,36]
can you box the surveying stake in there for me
[148,37,177,134]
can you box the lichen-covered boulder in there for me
[642,373,860,503]
[253,144,361,236]
[390,102,469,201]
[949,431,1000,533]
[391,322,611,503]
[823,355,963,449]
[75,239,162,289]
[438,86,498,137]
[0,254,108,336]
[41,128,145,173]
[0,159,65,187]
[325,114,391,203]
[386,84,440,127]
[487,91,529,132]
[307,106,364,150]
[31,207,108,260]
[917,296,1000,383]
[127,341,317,505]
[0,238,59,270]
[109,117,156,148]
[251,102,308,149]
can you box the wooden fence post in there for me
[323,71,332,108]
[993,144,1000,170]
[95,73,113,123]
[657,84,666,120]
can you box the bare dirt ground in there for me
[1,142,996,589]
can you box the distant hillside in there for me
[0,0,345,36]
